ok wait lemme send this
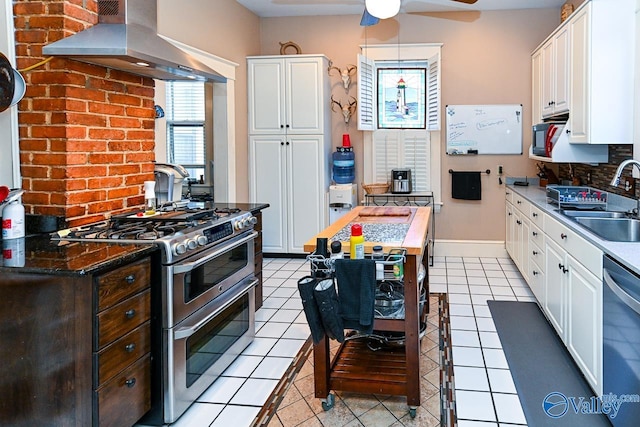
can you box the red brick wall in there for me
[13,0,156,226]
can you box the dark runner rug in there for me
[488,301,611,427]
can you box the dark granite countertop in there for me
[0,234,157,276]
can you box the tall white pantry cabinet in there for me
[248,55,332,253]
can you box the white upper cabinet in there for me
[248,55,327,135]
[531,0,635,148]
[541,26,570,118]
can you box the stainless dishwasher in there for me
[603,255,640,427]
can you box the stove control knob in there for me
[195,235,207,246]
[173,242,187,255]
[187,239,198,250]
[234,220,243,231]
[248,215,258,225]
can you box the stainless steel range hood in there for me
[42,0,225,82]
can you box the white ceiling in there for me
[236,0,567,18]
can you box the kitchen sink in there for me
[573,217,640,242]
[558,209,628,219]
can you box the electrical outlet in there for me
[624,178,636,195]
[497,165,503,176]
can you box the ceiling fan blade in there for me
[360,7,380,26]
[451,0,478,4]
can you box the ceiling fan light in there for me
[365,0,401,20]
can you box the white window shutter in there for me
[373,131,399,183]
[357,54,375,131]
[402,131,430,192]
[427,52,440,131]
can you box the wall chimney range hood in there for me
[43,0,225,82]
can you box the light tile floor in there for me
[143,254,534,426]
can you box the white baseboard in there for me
[434,240,509,258]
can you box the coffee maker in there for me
[391,169,412,194]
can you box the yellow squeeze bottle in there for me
[349,223,365,259]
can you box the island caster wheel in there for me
[409,407,417,418]
[321,393,335,411]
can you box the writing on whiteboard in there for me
[477,118,507,131]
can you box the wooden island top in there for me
[303,205,431,256]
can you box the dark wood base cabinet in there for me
[0,255,153,427]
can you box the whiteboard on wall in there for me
[445,104,523,155]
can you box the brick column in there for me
[13,0,156,226]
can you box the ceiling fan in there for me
[361,0,478,26]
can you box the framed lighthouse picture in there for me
[377,67,426,129]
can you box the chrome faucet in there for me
[610,159,640,216]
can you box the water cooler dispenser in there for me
[329,184,357,224]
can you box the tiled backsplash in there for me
[558,145,638,199]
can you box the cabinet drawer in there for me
[529,205,545,228]
[512,193,528,213]
[505,189,514,204]
[96,290,150,350]
[97,258,150,311]
[529,223,544,248]
[95,354,151,427]
[545,216,602,277]
[95,322,151,387]
[530,241,545,272]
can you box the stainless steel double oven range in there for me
[54,203,258,424]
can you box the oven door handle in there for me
[174,277,258,340]
[604,269,640,316]
[172,231,257,274]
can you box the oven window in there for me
[184,243,249,303]
[185,292,250,388]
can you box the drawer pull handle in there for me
[125,343,136,353]
[558,263,568,273]
[125,309,136,319]
[560,233,567,240]
[125,378,136,388]
[125,275,135,284]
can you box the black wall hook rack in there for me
[449,169,491,175]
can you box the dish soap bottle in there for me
[143,181,156,215]
[349,223,365,259]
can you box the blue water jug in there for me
[332,147,355,184]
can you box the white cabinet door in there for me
[566,254,602,394]
[286,58,326,134]
[505,203,514,258]
[248,59,286,135]
[540,26,569,119]
[545,238,566,339]
[287,135,327,253]
[521,218,530,284]
[531,48,543,125]
[249,136,288,252]
[567,5,589,144]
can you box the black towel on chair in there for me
[335,259,376,334]
[451,171,481,200]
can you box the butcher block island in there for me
[303,206,431,418]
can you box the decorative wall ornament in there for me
[328,60,357,90]
[279,41,301,55]
[331,95,357,123]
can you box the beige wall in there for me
[259,9,561,241]
[154,2,569,242]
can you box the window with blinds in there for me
[166,81,206,181]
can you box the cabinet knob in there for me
[563,266,568,274]
[516,220,522,225]
[286,141,290,145]
[532,212,538,217]
[560,233,567,240]
[566,129,571,134]
[532,231,538,237]
[508,212,512,216]
[125,274,135,284]
[517,200,522,204]
[280,125,284,128]
[506,192,511,195]
[533,250,538,255]
[125,309,136,319]
[125,343,136,353]
[280,141,284,145]
[125,378,136,388]
[533,270,538,276]
[286,124,290,128]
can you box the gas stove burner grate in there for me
[214,207,241,215]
